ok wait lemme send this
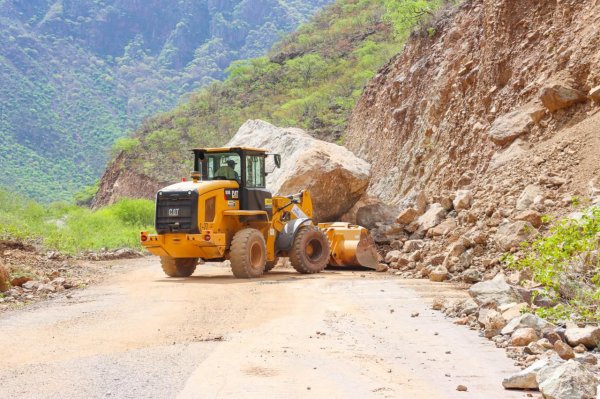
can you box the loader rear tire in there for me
[264,257,279,272]
[161,257,198,277]
[290,226,330,274]
[230,228,266,278]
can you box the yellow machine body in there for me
[141,146,380,274]
[141,181,315,262]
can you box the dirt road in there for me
[0,259,528,399]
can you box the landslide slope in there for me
[345,0,600,205]
[0,0,328,201]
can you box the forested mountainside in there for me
[0,0,329,201]
[94,0,447,206]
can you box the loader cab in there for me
[193,147,281,216]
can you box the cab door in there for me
[241,154,272,217]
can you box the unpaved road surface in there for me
[0,258,529,399]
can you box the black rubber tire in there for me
[230,228,266,278]
[289,226,330,274]
[160,257,198,277]
[264,257,279,272]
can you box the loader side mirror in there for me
[274,154,281,168]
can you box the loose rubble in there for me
[0,240,142,312]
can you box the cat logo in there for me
[264,198,273,209]
[168,208,179,216]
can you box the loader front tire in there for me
[290,226,330,274]
[230,228,266,278]
[161,257,198,277]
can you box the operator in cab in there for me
[215,159,239,180]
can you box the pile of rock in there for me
[433,274,600,396]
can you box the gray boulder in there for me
[502,359,548,390]
[537,360,598,399]
[228,120,371,222]
[469,274,521,306]
[501,313,554,335]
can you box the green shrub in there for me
[0,188,154,254]
[505,206,600,323]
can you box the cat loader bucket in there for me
[318,222,381,269]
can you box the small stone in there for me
[456,385,468,392]
[589,85,600,102]
[429,266,449,282]
[502,359,547,390]
[396,208,419,224]
[564,326,600,349]
[524,341,546,355]
[432,297,444,311]
[553,340,575,360]
[411,312,419,318]
[514,210,543,228]
[540,83,587,112]
[511,328,538,347]
[573,344,586,354]
[453,190,473,210]
[375,263,389,272]
[575,354,597,366]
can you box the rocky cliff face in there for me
[346,0,600,206]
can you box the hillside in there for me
[94,0,446,206]
[0,0,329,201]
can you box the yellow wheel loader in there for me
[140,147,379,278]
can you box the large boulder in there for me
[537,360,598,399]
[227,120,371,221]
[469,274,521,306]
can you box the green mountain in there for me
[106,0,443,187]
[0,0,330,201]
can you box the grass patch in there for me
[0,189,154,254]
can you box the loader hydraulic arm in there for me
[271,190,314,232]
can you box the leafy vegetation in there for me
[120,0,450,184]
[505,207,600,323]
[0,0,329,202]
[0,188,154,254]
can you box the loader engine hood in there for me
[155,180,239,234]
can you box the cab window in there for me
[246,155,265,188]
[206,153,241,181]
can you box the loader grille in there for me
[155,190,199,234]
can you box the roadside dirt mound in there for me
[0,241,128,312]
